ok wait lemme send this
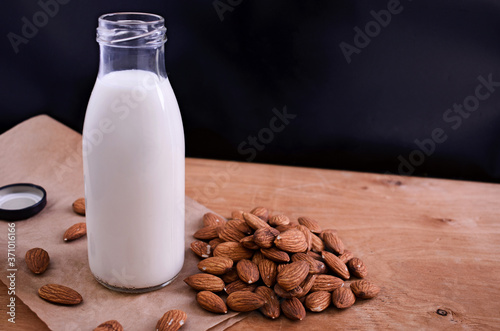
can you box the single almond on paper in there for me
[269,214,290,227]
[250,206,270,222]
[322,232,344,255]
[350,280,380,299]
[258,258,277,287]
[260,247,290,263]
[156,309,187,331]
[25,247,50,274]
[63,222,87,242]
[243,212,270,230]
[348,257,368,278]
[226,291,265,312]
[298,216,322,233]
[203,212,226,227]
[274,229,308,253]
[332,287,356,309]
[253,227,280,248]
[197,256,233,275]
[310,274,344,292]
[38,284,83,305]
[213,242,254,261]
[184,273,225,292]
[322,251,350,280]
[281,297,306,321]
[224,279,257,295]
[190,240,212,258]
[255,286,281,319]
[236,259,260,284]
[305,291,331,312]
[94,320,123,331]
[196,291,228,314]
[277,261,309,291]
[72,197,85,215]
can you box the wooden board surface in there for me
[2,116,500,330]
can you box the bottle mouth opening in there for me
[97,12,167,47]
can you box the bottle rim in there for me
[97,12,167,47]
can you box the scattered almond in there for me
[38,284,82,305]
[72,197,85,215]
[350,280,380,299]
[332,287,356,309]
[348,257,368,278]
[63,222,87,242]
[25,247,50,274]
[156,309,187,331]
[196,291,227,314]
[94,320,123,331]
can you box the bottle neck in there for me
[96,12,167,79]
[98,44,167,79]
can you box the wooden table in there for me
[2,117,500,330]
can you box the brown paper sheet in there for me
[0,115,246,330]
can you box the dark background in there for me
[1,0,500,182]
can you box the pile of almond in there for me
[186,207,380,320]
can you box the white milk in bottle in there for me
[83,13,185,292]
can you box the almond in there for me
[298,216,322,233]
[297,274,317,298]
[274,229,308,253]
[25,247,50,274]
[338,250,354,264]
[258,258,277,287]
[217,224,246,242]
[196,291,228,314]
[305,291,331,312]
[156,309,187,331]
[306,250,323,261]
[255,286,280,319]
[226,291,265,312]
[193,225,222,241]
[38,284,83,305]
[184,274,225,292]
[281,297,306,321]
[208,238,223,251]
[243,212,270,230]
[253,227,280,248]
[94,320,123,331]
[203,212,227,227]
[347,257,368,278]
[273,283,294,299]
[332,287,355,309]
[250,206,269,222]
[350,280,380,299]
[225,219,252,235]
[277,261,309,291]
[269,214,290,227]
[260,248,290,263]
[214,242,254,261]
[240,235,260,250]
[63,222,87,242]
[236,259,260,284]
[310,234,325,253]
[190,241,212,258]
[224,279,257,295]
[72,197,85,215]
[275,223,296,232]
[197,257,233,275]
[231,210,245,220]
[310,274,344,292]
[221,269,239,283]
[322,251,350,280]
[291,253,326,275]
[322,232,344,255]
[319,228,337,240]
[251,250,265,266]
[296,225,313,251]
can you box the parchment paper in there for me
[0,115,246,330]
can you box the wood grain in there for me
[1,119,500,330]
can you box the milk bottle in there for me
[83,13,185,292]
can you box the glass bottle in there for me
[82,12,185,293]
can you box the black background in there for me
[1,0,500,182]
